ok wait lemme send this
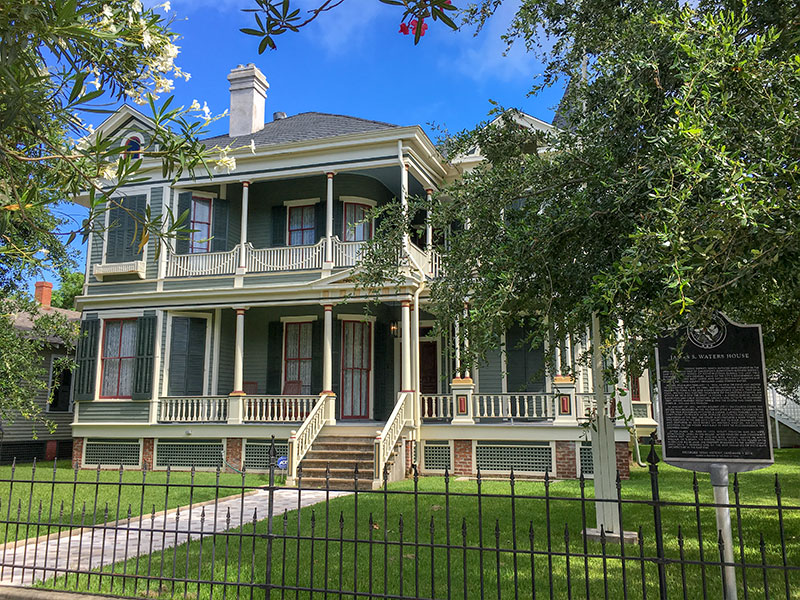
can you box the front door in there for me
[420,341,438,394]
[341,321,372,419]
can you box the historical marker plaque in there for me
[655,313,773,472]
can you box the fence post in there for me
[265,436,276,595]
[647,437,669,600]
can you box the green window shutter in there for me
[168,317,206,396]
[372,321,389,420]
[106,204,123,263]
[132,315,157,400]
[311,319,322,395]
[315,202,326,243]
[266,321,282,394]
[506,326,527,393]
[73,319,100,401]
[107,195,146,263]
[271,205,286,247]
[333,199,344,240]
[211,198,229,252]
[176,192,192,255]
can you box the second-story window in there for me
[288,205,315,246]
[124,136,141,159]
[190,196,212,253]
[100,318,137,398]
[344,202,372,242]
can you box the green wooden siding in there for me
[216,309,235,395]
[146,186,163,279]
[506,325,545,392]
[79,401,150,422]
[243,311,268,394]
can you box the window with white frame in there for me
[287,205,315,246]
[343,202,372,242]
[283,322,313,395]
[190,196,213,253]
[100,319,137,398]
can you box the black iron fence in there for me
[0,440,795,599]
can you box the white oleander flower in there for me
[102,4,113,18]
[189,99,201,112]
[161,1,171,12]
[132,0,143,13]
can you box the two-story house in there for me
[71,64,656,487]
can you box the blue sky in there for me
[45,0,565,293]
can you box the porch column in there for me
[323,305,333,393]
[325,172,334,265]
[401,300,412,392]
[399,141,409,252]
[229,307,248,425]
[454,320,462,379]
[238,181,250,270]
[232,308,247,395]
[462,304,470,379]
[425,189,433,253]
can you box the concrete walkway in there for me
[0,487,349,586]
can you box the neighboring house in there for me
[5,282,78,463]
[71,64,657,486]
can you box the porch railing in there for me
[243,395,318,422]
[420,394,452,420]
[374,391,413,479]
[165,247,239,277]
[287,392,334,484]
[576,392,619,419]
[332,237,364,267]
[473,393,556,420]
[158,396,229,422]
[246,240,324,272]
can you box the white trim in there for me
[283,198,320,207]
[149,310,164,423]
[101,205,110,267]
[339,196,377,208]
[500,330,508,394]
[280,315,319,323]
[156,184,171,292]
[336,313,376,323]
[186,190,218,199]
[84,230,92,294]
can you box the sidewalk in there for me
[0,487,349,586]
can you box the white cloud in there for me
[297,0,386,55]
[445,1,546,84]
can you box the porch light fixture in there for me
[390,321,400,338]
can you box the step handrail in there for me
[374,391,413,480]
[287,392,334,485]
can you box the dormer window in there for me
[124,136,141,159]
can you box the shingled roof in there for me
[202,111,400,149]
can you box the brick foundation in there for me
[142,438,155,470]
[405,440,414,476]
[225,438,243,472]
[616,441,631,479]
[72,437,84,468]
[453,440,472,476]
[555,441,577,479]
[45,440,58,461]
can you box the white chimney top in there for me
[227,64,269,138]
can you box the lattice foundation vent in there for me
[475,442,552,473]
[156,440,223,468]
[632,404,650,419]
[244,440,289,471]
[423,441,451,471]
[579,442,594,476]
[84,439,141,467]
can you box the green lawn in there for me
[42,448,800,599]
[0,460,271,544]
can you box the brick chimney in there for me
[35,281,53,310]
[227,64,269,138]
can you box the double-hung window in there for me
[190,196,213,253]
[283,322,312,395]
[344,202,372,242]
[100,319,138,398]
[287,205,315,246]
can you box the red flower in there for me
[399,22,410,35]
[411,18,428,36]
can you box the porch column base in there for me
[228,393,243,424]
[451,377,475,425]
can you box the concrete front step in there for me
[300,477,374,490]
[302,459,374,470]
[304,450,374,461]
